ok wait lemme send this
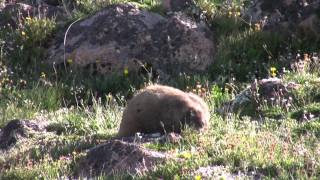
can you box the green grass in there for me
[71,0,164,19]
[1,76,320,178]
[290,103,320,120]
[211,30,286,82]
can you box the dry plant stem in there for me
[63,18,81,72]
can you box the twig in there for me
[63,18,81,72]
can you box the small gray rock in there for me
[0,119,47,149]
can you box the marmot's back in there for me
[118,84,209,137]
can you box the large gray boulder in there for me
[47,3,214,77]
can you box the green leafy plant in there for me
[0,16,56,73]
[211,30,285,82]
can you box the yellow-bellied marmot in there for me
[118,84,210,137]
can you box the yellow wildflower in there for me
[21,31,26,36]
[123,67,129,77]
[194,175,202,180]
[40,72,46,78]
[174,174,180,180]
[270,67,277,77]
[178,151,192,159]
[67,59,73,64]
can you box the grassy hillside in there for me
[0,0,320,179]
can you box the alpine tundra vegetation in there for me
[0,0,320,179]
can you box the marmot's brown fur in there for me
[118,84,210,137]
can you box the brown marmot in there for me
[117,84,210,137]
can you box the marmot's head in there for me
[181,93,209,131]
